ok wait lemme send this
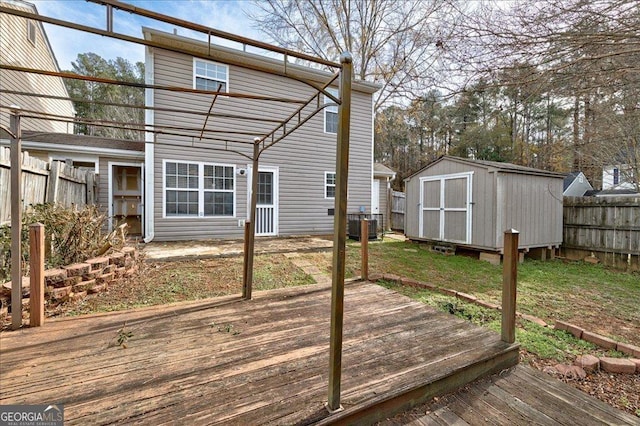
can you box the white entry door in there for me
[371,179,380,214]
[419,172,473,244]
[249,166,279,236]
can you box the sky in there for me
[31,0,265,70]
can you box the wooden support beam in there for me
[243,141,260,300]
[29,223,45,327]
[327,52,352,413]
[501,229,519,343]
[361,218,369,281]
[242,220,250,298]
[10,111,22,330]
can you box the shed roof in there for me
[406,155,565,180]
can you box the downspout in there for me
[143,45,155,243]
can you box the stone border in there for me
[0,247,139,317]
[370,273,640,375]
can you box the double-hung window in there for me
[164,160,235,217]
[194,59,228,92]
[325,172,336,199]
[324,88,338,134]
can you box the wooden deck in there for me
[0,282,518,425]
[396,365,639,425]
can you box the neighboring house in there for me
[602,164,638,192]
[0,0,74,133]
[0,1,146,236]
[563,172,593,197]
[404,156,564,252]
[143,27,379,242]
[373,163,396,231]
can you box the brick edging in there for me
[0,246,139,317]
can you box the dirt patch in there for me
[1,254,315,323]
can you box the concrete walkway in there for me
[142,236,334,262]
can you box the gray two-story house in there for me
[143,28,379,242]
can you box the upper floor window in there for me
[324,88,338,134]
[27,20,36,46]
[194,59,228,92]
[613,167,619,185]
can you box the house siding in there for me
[150,47,374,241]
[405,157,563,251]
[376,177,389,228]
[0,0,74,133]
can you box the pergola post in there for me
[327,52,352,413]
[501,229,519,343]
[10,110,22,330]
[243,139,260,300]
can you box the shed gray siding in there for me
[405,156,563,251]
[149,45,374,241]
[496,173,563,248]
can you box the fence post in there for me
[46,160,61,203]
[29,223,45,327]
[501,229,519,343]
[361,218,368,281]
[86,171,96,204]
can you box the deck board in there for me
[405,365,638,426]
[1,281,517,425]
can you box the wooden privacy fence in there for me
[391,190,405,231]
[0,147,96,224]
[563,196,640,270]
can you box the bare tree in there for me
[250,0,456,111]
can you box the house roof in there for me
[406,155,565,180]
[563,172,581,191]
[20,130,145,152]
[142,27,381,95]
[374,163,396,178]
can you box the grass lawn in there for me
[341,239,640,347]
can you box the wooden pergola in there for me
[0,0,353,411]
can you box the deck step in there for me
[314,342,519,425]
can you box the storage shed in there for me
[404,156,564,252]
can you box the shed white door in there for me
[248,166,279,236]
[419,172,473,244]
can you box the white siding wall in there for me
[0,1,74,133]
[151,49,374,240]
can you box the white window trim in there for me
[324,171,336,199]
[193,58,229,93]
[324,88,339,134]
[162,159,236,219]
[27,20,36,46]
